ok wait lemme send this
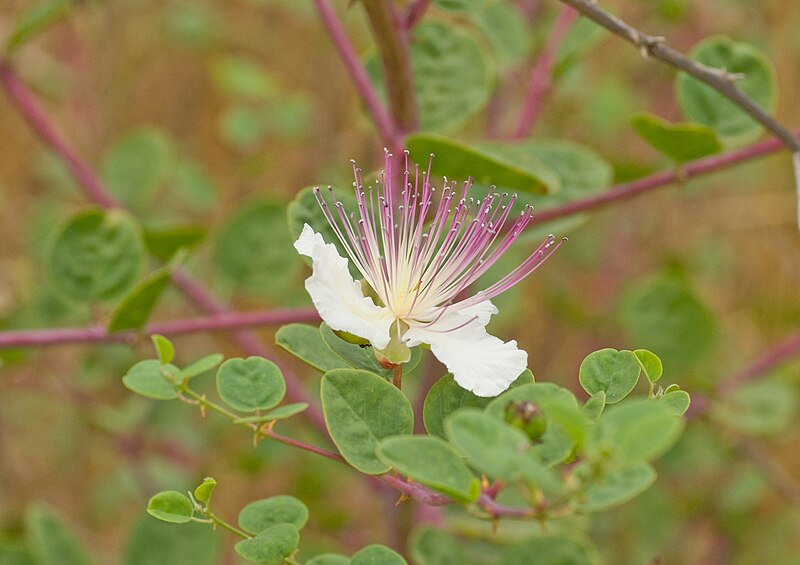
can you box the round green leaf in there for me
[101,127,174,208]
[712,377,798,436]
[621,275,718,372]
[578,348,641,404]
[193,477,216,505]
[125,516,220,565]
[582,391,606,423]
[486,383,582,466]
[574,461,656,512]
[216,357,285,412]
[180,353,225,381]
[321,369,414,474]
[409,527,466,565]
[214,200,299,295]
[123,360,180,400]
[234,523,299,565]
[351,544,408,565]
[48,209,145,303]
[146,491,194,524]
[600,399,684,461]
[660,390,691,416]
[376,436,480,502]
[631,113,722,162]
[677,36,777,143]
[238,496,309,534]
[411,22,492,131]
[25,504,92,565]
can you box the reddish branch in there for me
[512,5,578,139]
[0,308,320,349]
[0,59,328,433]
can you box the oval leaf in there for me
[123,360,179,400]
[26,504,92,565]
[234,523,299,565]
[660,390,691,416]
[151,334,175,365]
[351,544,408,565]
[48,209,144,303]
[578,348,641,404]
[632,113,722,162]
[321,369,414,474]
[600,399,684,461]
[575,461,656,512]
[238,496,309,534]
[146,491,194,524]
[276,324,349,373]
[216,357,286,412]
[376,436,480,502]
[180,353,225,381]
[108,266,173,333]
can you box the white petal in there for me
[404,301,527,397]
[294,224,394,349]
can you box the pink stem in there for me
[405,0,431,29]
[0,308,321,349]
[0,59,328,434]
[718,330,800,395]
[312,0,401,147]
[530,134,791,227]
[511,5,578,139]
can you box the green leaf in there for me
[406,134,558,195]
[171,159,219,213]
[146,491,194,524]
[409,528,466,565]
[122,360,180,400]
[0,543,34,565]
[376,436,480,502]
[47,209,145,303]
[631,113,722,162]
[307,555,351,565]
[275,324,348,373]
[712,377,798,436]
[443,409,560,494]
[677,36,777,144]
[233,403,309,424]
[216,357,286,412]
[193,477,216,505]
[143,225,206,261]
[500,536,594,565]
[599,399,684,461]
[319,323,420,379]
[234,524,299,565]
[582,391,606,423]
[214,200,299,295]
[124,516,220,565]
[101,127,174,208]
[321,369,414,474]
[660,389,691,416]
[410,22,492,131]
[423,371,534,439]
[470,3,529,68]
[210,56,277,101]
[179,354,225,380]
[238,496,309,534]
[486,383,583,466]
[287,187,359,278]
[575,461,656,512]
[6,0,71,53]
[108,265,173,333]
[578,348,641,404]
[621,275,718,372]
[634,349,663,383]
[351,544,408,565]
[25,503,92,565]
[151,334,175,365]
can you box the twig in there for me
[0,59,328,434]
[0,308,320,349]
[311,0,401,147]
[512,5,578,139]
[530,132,793,227]
[556,0,800,226]
[405,0,430,29]
[717,330,800,395]
[362,0,418,133]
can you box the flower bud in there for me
[503,400,547,441]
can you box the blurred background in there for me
[1,0,799,563]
